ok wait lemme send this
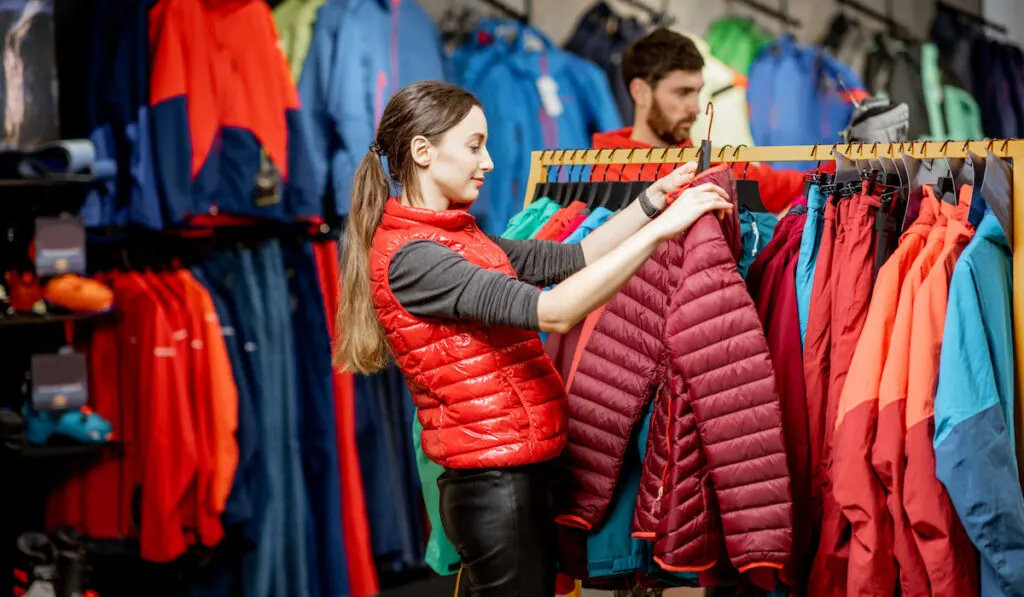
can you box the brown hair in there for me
[621,28,705,88]
[335,80,482,374]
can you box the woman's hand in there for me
[647,182,733,241]
[644,162,698,211]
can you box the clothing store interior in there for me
[1,0,1023,595]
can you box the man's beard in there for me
[647,99,692,146]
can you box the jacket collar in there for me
[591,127,694,150]
[381,197,477,231]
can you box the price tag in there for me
[31,352,88,411]
[255,150,282,207]
[34,216,85,276]
[536,75,563,118]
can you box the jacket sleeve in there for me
[289,11,337,219]
[664,211,793,574]
[934,257,1024,597]
[148,0,195,225]
[555,242,672,531]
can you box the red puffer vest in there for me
[556,166,793,581]
[368,198,568,469]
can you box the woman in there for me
[335,80,732,596]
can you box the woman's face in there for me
[426,105,494,205]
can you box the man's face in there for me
[646,70,703,145]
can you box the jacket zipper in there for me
[652,379,669,510]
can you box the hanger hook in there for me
[940,140,951,154]
[597,148,610,182]
[810,142,820,158]
[961,139,972,153]
[1002,139,1010,153]
[718,144,732,159]
[733,144,747,159]
[655,147,670,171]
[871,142,879,156]
[704,101,715,140]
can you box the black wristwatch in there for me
[638,188,662,219]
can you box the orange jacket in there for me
[590,127,831,213]
[904,186,979,597]
[831,193,938,596]
[873,191,952,596]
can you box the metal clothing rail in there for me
[522,139,1024,473]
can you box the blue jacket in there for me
[292,0,447,217]
[80,0,161,230]
[796,184,827,347]
[738,209,777,279]
[934,209,1024,597]
[453,20,621,235]
[747,35,865,171]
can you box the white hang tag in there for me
[536,75,563,118]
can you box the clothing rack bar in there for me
[616,0,668,23]
[936,0,1008,35]
[477,0,529,23]
[835,0,918,43]
[728,0,802,28]
[522,138,1024,479]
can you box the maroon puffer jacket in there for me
[555,165,793,578]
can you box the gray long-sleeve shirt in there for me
[388,235,586,330]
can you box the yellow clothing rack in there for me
[521,139,1024,478]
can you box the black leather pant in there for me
[439,463,558,597]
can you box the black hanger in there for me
[731,145,767,213]
[728,0,802,29]
[564,153,587,206]
[696,103,714,174]
[582,149,610,210]
[829,144,860,199]
[476,0,531,24]
[533,150,556,202]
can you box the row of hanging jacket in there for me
[451,18,622,237]
[817,3,1019,144]
[500,162,794,592]
[278,0,448,220]
[276,2,441,574]
[747,149,1020,597]
[81,0,317,231]
[564,2,755,149]
[42,238,381,597]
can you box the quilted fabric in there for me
[368,198,567,469]
[557,166,793,576]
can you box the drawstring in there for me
[751,218,761,257]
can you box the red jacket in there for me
[369,198,567,469]
[556,166,793,578]
[747,210,811,590]
[590,127,828,214]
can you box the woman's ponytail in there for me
[335,149,391,373]
[333,81,482,373]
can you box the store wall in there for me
[419,0,985,47]
[984,0,1024,41]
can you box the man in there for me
[594,28,824,213]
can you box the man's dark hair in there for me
[621,28,705,88]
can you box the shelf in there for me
[0,441,120,470]
[0,175,98,187]
[0,310,113,328]
[20,441,118,459]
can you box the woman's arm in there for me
[387,166,732,334]
[486,235,586,287]
[578,162,697,263]
[537,178,732,334]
